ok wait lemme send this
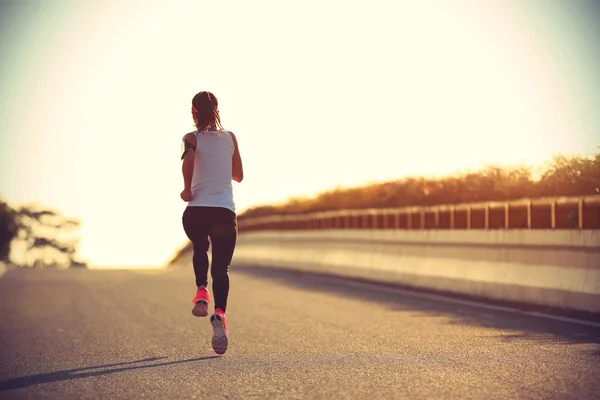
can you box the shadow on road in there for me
[234,265,600,348]
[0,356,220,391]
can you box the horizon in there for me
[1,0,599,267]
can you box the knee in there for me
[211,264,230,279]
[194,238,210,252]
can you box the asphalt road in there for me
[0,266,599,400]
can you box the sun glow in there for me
[1,0,598,267]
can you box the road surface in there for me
[1,266,599,399]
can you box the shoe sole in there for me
[210,314,228,355]
[191,300,208,317]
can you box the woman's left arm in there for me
[230,132,244,183]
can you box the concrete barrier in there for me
[232,230,600,314]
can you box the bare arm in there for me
[180,132,197,201]
[230,132,244,183]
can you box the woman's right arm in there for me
[180,132,197,201]
[230,132,244,183]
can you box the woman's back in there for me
[188,130,235,212]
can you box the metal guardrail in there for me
[239,194,600,231]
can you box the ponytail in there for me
[192,91,223,131]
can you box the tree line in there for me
[238,152,600,221]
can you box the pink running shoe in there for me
[210,308,228,355]
[191,288,209,317]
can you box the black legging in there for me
[182,206,237,312]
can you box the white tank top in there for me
[187,130,236,213]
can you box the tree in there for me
[538,154,600,196]
[0,197,87,268]
[0,199,19,262]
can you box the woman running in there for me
[180,91,243,355]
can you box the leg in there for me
[209,209,238,313]
[192,238,210,287]
[182,207,210,288]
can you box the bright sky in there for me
[1,0,598,268]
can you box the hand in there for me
[180,188,193,202]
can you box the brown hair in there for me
[192,91,223,131]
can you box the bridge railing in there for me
[238,194,600,232]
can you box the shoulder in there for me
[182,132,197,145]
[228,131,238,144]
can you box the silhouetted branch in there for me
[30,237,76,255]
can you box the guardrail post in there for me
[550,200,556,229]
[466,207,471,230]
[449,206,454,229]
[420,209,425,229]
[505,203,509,229]
[578,199,583,229]
[527,200,532,229]
[484,205,489,230]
